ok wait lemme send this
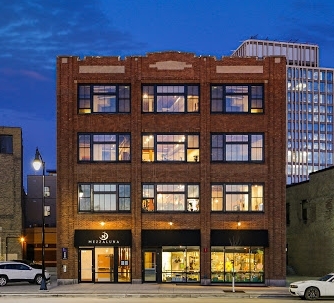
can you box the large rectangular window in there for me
[211,134,264,162]
[78,133,130,162]
[142,183,199,212]
[78,183,131,212]
[142,134,199,162]
[0,135,13,154]
[142,85,199,113]
[211,85,264,113]
[211,246,264,283]
[78,84,130,114]
[211,184,264,212]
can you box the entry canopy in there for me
[211,230,269,247]
[74,230,131,247]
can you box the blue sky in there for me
[1,0,334,188]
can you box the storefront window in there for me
[118,247,131,282]
[211,246,264,283]
[162,246,200,282]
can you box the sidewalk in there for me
[0,274,318,298]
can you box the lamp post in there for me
[32,147,47,290]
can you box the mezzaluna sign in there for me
[87,231,120,244]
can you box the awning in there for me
[74,229,131,247]
[211,230,269,247]
[142,229,201,246]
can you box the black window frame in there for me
[142,84,200,113]
[211,133,264,163]
[142,183,200,212]
[0,135,13,154]
[78,133,131,162]
[78,183,131,213]
[211,84,264,114]
[142,133,200,162]
[78,84,131,114]
[211,183,264,212]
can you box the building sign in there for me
[62,247,68,260]
[74,230,131,247]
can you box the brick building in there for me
[286,166,334,276]
[56,52,286,286]
[0,126,24,261]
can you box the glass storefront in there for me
[162,246,200,282]
[79,246,131,282]
[75,230,132,283]
[211,246,264,283]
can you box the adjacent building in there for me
[232,39,334,184]
[0,127,24,261]
[286,166,334,276]
[57,52,286,286]
[23,170,57,266]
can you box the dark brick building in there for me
[287,166,334,276]
[56,52,286,286]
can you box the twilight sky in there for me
[1,0,334,188]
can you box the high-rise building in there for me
[57,52,286,286]
[232,39,334,184]
[0,126,24,261]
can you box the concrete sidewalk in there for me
[0,274,318,298]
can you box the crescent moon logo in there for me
[99,232,109,241]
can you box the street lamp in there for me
[32,147,47,291]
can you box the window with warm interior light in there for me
[142,183,199,212]
[211,184,263,212]
[142,85,199,113]
[78,183,131,212]
[78,133,130,162]
[142,134,199,162]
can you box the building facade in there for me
[23,171,57,266]
[232,39,334,184]
[57,52,286,286]
[286,166,334,276]
[0,126,24,261]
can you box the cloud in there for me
[0,108,56,185]
[0,68,49,81]
[0,0,146,72]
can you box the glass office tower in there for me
[232,39,334,184]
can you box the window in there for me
[142,183,199,212]
[301,199,308,223]
[142,134,199,162]
[211,134,264,162]
[78,183,131,212]
[142,85,199,113]
[78,84,130,114]
[0,135,13,154]
[211,184,264,212]
[78,133,130,162]
[211,246,264,283]
[211,85,264,113]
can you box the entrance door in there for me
[79,248,94,282]
[143,250,159,282]
[95,247,114,282]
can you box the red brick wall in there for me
[57,53,286,284]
